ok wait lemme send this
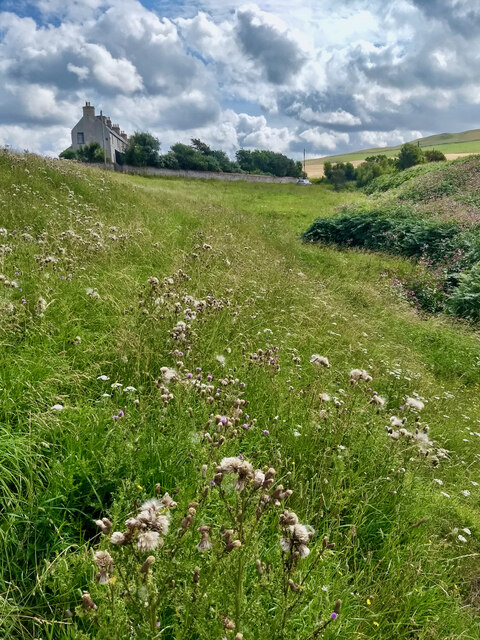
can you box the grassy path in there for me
[1,155,480,639]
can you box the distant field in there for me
[306,129,480,177]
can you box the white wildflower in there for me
[137,531,161,552]
[310,354,330,368]
[51,404,64,411]
[349,369,372,384]
[405,397,424,411]
[97,375,110,381]
[160,367,177,383]
[110,532,126,545]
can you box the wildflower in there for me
[72,336,82,345]
[81,592,97,610]
[97,375,110,381]
[36,297,47,316]
[216,355,226,366]
[124,386,136,392]
[160,492,178,509]
[252,469,266,488]
[93,550,114,585]
[196,525,212,552]
[405,397,425,411]
[319,392,331,402]
[370,395,386,407]
[458,534,468,543]
[350,369,372,384]
[137,508,170,534]
[111,382,123,389]
[280,510,299,526]
[51,404,64,411]
[461,490,471,497]
[160,366,177,383]
[137,531,161,552]
[263,429,269,435]
[110,532,126,545]
[222,617,235,630]
[310,354,330,368]
[390,416,406,427]
[280,523,314,558]
[140,555,155,575]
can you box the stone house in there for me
[71,102,128,163]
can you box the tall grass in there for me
[1,151,480,638]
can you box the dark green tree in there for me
[397,143,425,170]
[124,132,161,167]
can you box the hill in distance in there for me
[305,127,480,177]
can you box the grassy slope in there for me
[1,153,480,639]
[306,129,480,170]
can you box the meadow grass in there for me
[1,152,480,639]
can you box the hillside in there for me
[306,128,480,177]
[1,151,480,639]
[304,155,480,319]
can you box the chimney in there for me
[120,131,128,141]
[82,101,95,117]
[106,117,112,128]
[112,124,121,135]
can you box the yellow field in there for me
[305,152,473,178]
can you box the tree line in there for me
[322,143,447,190]
[60,133,303,178]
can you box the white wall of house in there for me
[71,103,128,163]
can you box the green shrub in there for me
[424,149,447,162]
[448,262,480,321]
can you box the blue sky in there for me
[0,0,479,158]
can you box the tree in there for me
[235,149,302,178]
[323,161,333,181]
[397,143,425,170]
[355,154,397,187]
[124,132,161,167]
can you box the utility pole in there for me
[303,148,306,176]
[100,109,107,167]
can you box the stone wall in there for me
[97,163,298,183]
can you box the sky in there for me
[0,0,479,159]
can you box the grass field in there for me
[305,128,480,177]
[2,151,480,639]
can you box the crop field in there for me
[306,129,480,177]
[1,151,480,639]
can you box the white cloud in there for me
[1,0,480,159]
[299,128,350,151]
[83,43,143,92]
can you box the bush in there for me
[424,149,447,162]
[356,155,397,188]
[448,262,480,321]
[59,147,77,160]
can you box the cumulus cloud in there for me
[1,0,480,158]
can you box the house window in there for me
[77,132,85,144]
